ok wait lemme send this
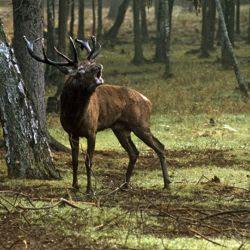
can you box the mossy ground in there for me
[0,2,250,250]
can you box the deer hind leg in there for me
[85,135,96,195]
[112,127,139,188]
[133,128,171,188]
[69,135,79,189]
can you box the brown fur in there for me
[60,75,171,194]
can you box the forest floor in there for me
[0,2,250,250]
[0,147,249,249]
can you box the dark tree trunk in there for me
[215,0,248,97]
[58,0,68,54]
[92,0,96,35]
[235,0,240,34]
[69,0,75,37]
[165,0,172,78]
[155,0,159,20]
[208,0,216,50]
[200,0,210,57]
[12,0,46,131]
[0,20,60,179]
[104,0,130,40]
[221,0,235,68]
[54,0,69,99]
[107,0,123,20]
[132,0,145,64]
[168,0,174,29]
[97,0,103,39]
[46,0,56,81]
[140,0,149,41]
[69,0,75,59]
[78,0,85,40]
[155,0,167,62]
[247,6,250,44]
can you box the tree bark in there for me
[107,0,123,20]
[104,0,130,40]
[0,20,60,179]
[97,0,103,39]
[164,0,172,78]
[235,0,240,35]
[141,0,149,41]
[221,0,235,68]
[208,0,216,50]
[215,0,248,97]
[92,0,96,35]
[132,0,145,64]
[12,0,46,131]
[54,0,69,99]
[58,0,68,54]
[247,6,250,44]
[78,0,85,40]
[155,0,167,62]
[69,0,75,38]
[200,0,210,57]
[46,0,56,81]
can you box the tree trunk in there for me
[58,0,68,54]
[200,0,210,57]
[78,0,85,40]
[221,0,235,68]
[155,0,167,62]
[208,0,216,50]
[45,0,56,81]
[69,0,75,37]
[12,0,46,131]
[155,0,159,20]
[141,0,149,41]
[104,0,130,40]
[235,0,240,35]
[97,0,103,39]
[132,0,145,64]
[165,0,172,78]
[54,0,69,99]
[92,0,96,35]
[69,0,75,59]
[215,0,248,97]
[107,0,123,20]
[247,6,250,44]
[0,20,60,179]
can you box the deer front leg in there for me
[69,135,79,189]
[85,135,96,195]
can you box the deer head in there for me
[23,35,104,93]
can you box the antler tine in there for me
[69,36,78,65]
[75,38,92,54]
[87,36,97,61]
[53,37,78,66]
[91,42,101,60]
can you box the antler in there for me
[75,36,101,61]
[23,36,79,74]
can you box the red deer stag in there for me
[23,36,171,194]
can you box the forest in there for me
[0,0,249,249]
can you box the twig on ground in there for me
[189,228,227,247]
[201,209,250,220]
